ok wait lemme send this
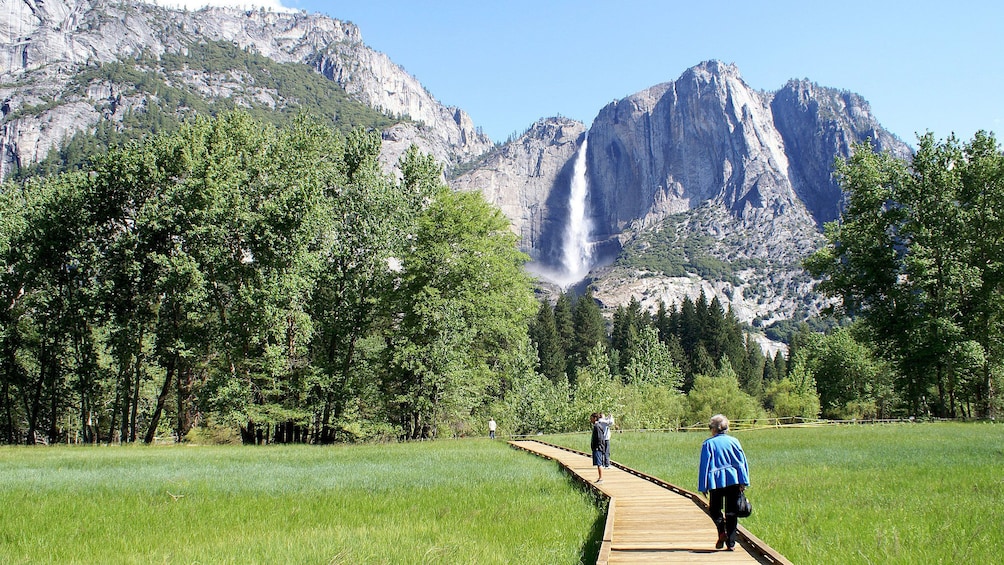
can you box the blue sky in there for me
[189,0,1003,145]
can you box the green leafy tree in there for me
[553,292,575,374]
[799,328,893,419]
[569,289,606,381]
[806,134,1004,417]
[387,187,537,439]
[573,343,619,419]
[1,172,101,444]
[957,132,1004,417]
[499,364,575,435]
[624,326,683,390]
[763,355,820,419]
[610,296,649,375]
[308,132,410,443]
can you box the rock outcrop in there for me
[770,79,913,224]
[450,61,912,327]
[588,62,802,234]
[450,117,586,263]
[0,0,492,180]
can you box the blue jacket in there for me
[698,433,750,492]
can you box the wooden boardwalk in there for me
[510,440,791,565]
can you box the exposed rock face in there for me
[771,79,913,225]
[314,43,493,168]
[450,117,586,262]
[588,62,804,235]
[586,61,911,234]
[0,0,492,180]
[450,61,912,329]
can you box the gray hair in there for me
[709,414,730,434]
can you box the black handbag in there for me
[735,491,752,518]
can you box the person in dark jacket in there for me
[598,413,614,467]
[590,413,606,484]
[698,414,750,551]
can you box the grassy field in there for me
[0,440,602,564]
[546,421,1004,564]
[3,423,1000,564]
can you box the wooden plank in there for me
[510,440,792,565]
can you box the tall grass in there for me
[547,422,1004,564]
[0,440,602,564]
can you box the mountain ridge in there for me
[2,1,914,335]
[452,60,911,332]
[0,0,492,181]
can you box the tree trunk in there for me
[47,355,59,444]
[144,356,175,444]
[118,363,131,443]
[1,377,12,444]
[317,393,333,444]
[176,367,197,441]
[129,329,144,443]
[25,337,47,445]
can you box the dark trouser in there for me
[602,439,610,466]
[709,484,742,548]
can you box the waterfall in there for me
[561,135,592,281]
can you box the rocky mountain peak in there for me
[589,59,800,235]
[453,60,912,332]
[0,0,492,181]
[2,0,361,76]
[682,59,741,82]
[3,5,917,336]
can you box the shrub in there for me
[685,372,765,425]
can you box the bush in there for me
[183,421,241,445]
[763,376,820,419]
[685,373,765,426]
[618,383,685,429]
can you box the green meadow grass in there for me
[0,440,602,564]
[547,422,1004,564]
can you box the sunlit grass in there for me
[0,440,602,564]
[6,424,996,564]
[546,422,1004,564]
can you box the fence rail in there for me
[510,416,957,440]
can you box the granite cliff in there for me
[451,61,912,330]
[450,117,586,264]
[0,0,492,181]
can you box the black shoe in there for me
[715,532,727,549]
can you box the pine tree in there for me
[553,292,575,371]
[530,299,566,384]
[570,289,606,382]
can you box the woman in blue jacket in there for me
[698,414,750,551]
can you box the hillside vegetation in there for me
[19,40,398,179]
[2,120,1002,446]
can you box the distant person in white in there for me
[488,418,496,439]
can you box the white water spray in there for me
[561,135,592,281]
